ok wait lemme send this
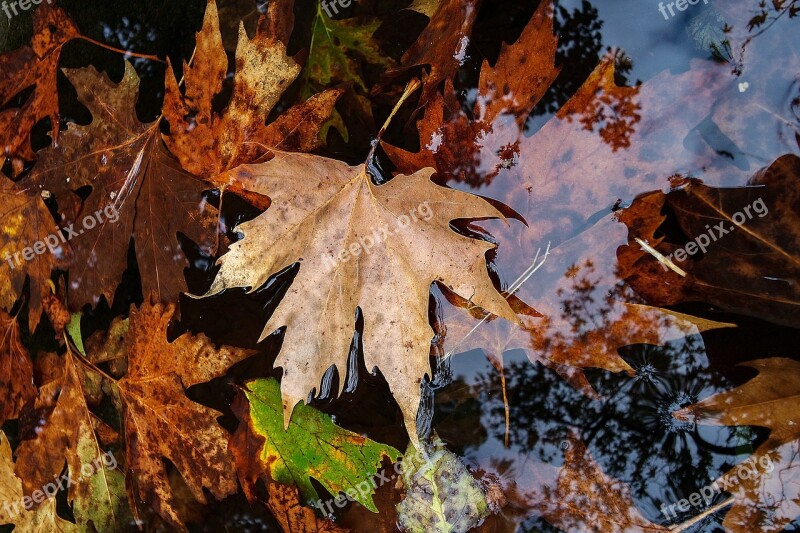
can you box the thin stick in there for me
[668,496,735,532]
[443,241,551,361]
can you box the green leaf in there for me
[242,378,401,512]
[397,436,490,533]
[67,313,85,356]
[300,1,394,140]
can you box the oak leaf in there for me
[0,3,79,175]
[117,300,254,529]
[677,358,800,532]
[163,0,342,184]
[230,378,400,513]
[204,151,517,442]
[28,62,217,309]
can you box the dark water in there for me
[2,0,799,531]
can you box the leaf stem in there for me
[77,35,164,63]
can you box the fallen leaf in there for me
[396,436,490,533]
[380,0,482,104]
[623,154,800,328]
[0,310,35,425]
[163,0,342,183]
[230,378,400,513]
[203,151,517,442]
[0,3,79,174]
[117,300,254,530]
[0,431,77,532]
[677,358,800,532]
[28,62,217,309]
[13,350,128,532]
[0,176,69,331]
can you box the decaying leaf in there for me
[0,176,69,331]
[396,436,490,533]
[28,62,216,309]
[0,310,35,426]
[0,3,79,174]
[117,300,254,529]
[203,151,517,442]
[0,431,77,532]
[624,154,800,328]
[677,358,800,532]
[230,378,400,513]
[13,350,128,531]
[163,0,341,184]
[380,0,482,104]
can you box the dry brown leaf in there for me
[0,432,76,532]
[118,300,254,530]
[14,350,128,531]
[380,0,482,105]
[28,62,216,309]
[677,358,800,532]
[0,176,69,332]
[0,3,79,175]
[0,310,35,425]
[203,151,517,442]
[163,0,341,184]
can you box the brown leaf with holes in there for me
[0,310,35,425]
[0,3,79,175]
[28,62,216,309]
[118,300,254,530]
[163,0,342,186]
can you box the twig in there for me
[668,496,735,532]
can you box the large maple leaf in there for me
[27,63,216,309]
[163,0,341,184]
[677,358,800,532]
[203,151,517,442]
